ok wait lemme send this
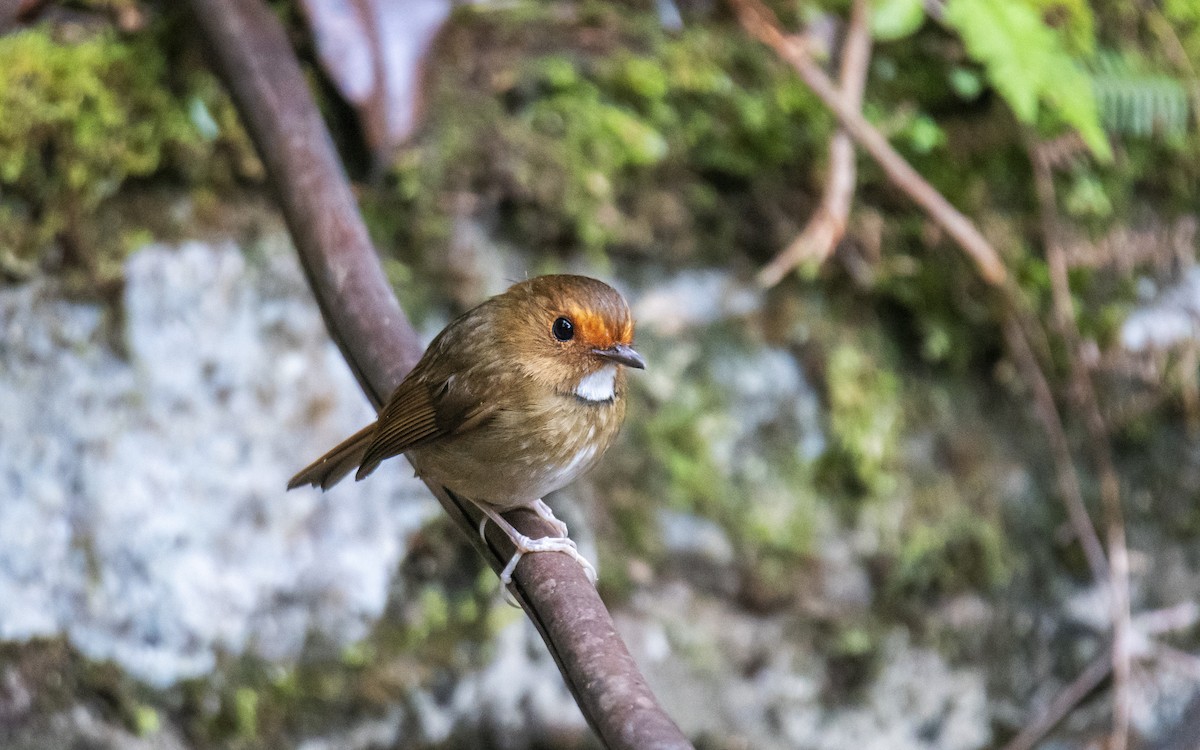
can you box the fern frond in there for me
[1092,72,1190,138]
[1090,51,1191,138]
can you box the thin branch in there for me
[184,2,692,748]
[1006,602,1200,750]
[731,3,1125,744]
[999,310,1109,582]
[1030,138,1131,750]
[757,0,871,287]
[728,0,1110,582]
[1000,647,1113,750]
[728,0,1007,286]
[726,0,1108,583]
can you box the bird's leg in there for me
[477,499,568,543]
[477,505,597,590]
[529,498,569,537]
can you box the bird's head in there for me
[500,275,645,402]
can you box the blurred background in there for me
[2,0,1200,748]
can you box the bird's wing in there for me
[355,372,495,480]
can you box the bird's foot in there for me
[478,506,597,604]
[529,498,569,538]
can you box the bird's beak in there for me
[593,343,646,370]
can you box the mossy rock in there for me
[0,18,257,283]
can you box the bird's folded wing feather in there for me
[356,372,495,479]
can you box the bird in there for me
[288,274,645,589]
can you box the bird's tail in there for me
[287,423,376,491]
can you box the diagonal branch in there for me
[999,310,1109,583]
[731,1,1126,743]
[729,0,1108,585]
[728,0,1007,286]
[184,2,692,748]
[1000,646,1113,750]
[757,0,871,287]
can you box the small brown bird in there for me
[289,275,645,586]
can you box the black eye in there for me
[552,317,574,341]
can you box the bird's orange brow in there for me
[571,308,632,348]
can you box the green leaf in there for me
[948,67,983,100]
[871,0,926,41]
[944,0,1112,161]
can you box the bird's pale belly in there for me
[406,399,620,509]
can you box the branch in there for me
[728,0,1007,286]
[1000,646,1113,750]
[1000,309,1109,583]
[1029,138,1131,750]
[730,2,1127,742]
[757,0,871,287]
[727,0,1108,583]
[184,2,692,748]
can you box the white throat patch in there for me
[574,364,618,402]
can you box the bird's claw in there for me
[478,505,596,607]
[530,498,570,538]
[498,534,595,585]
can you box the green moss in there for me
[820,344,903,499]
[821,621,885,700]
[233,687,259,738]
[366,6,831,267]
[0,21,255,281]
[616,335,821,579]
[888,506,1011,602]
[0,28,187,266]
[130,703,161,737]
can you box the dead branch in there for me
[1030,138,1131,750]
[732,2,1128,744]
[728,0,1108,583]
[184,2,692,748]
[1000,311,1109,582]
[728,0,1007,286]
[1004,600,1200,750]
[756,0,871,287]
[1000,647,1113,750]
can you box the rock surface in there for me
[0,239,436,687]
[4,235,1196,750]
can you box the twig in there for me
[1000,647,1113,750]
[1133,602,1200,636]
[999,310,1109,583]
[727,0,1109,584]
[730,3,1125,744]
[1030,138,1131,750]
[756,0,871,287]
[1005,603,1200,750]
[184,2,693,748]
[728,0,1007,286]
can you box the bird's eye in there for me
[552,317,574,342]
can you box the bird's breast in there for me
[408,390,624,507]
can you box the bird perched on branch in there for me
[289,274,645,588]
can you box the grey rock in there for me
[1122,267,1200,351]
[633,269,762,336]
[617,583,991,750]
[0,239,436,686]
